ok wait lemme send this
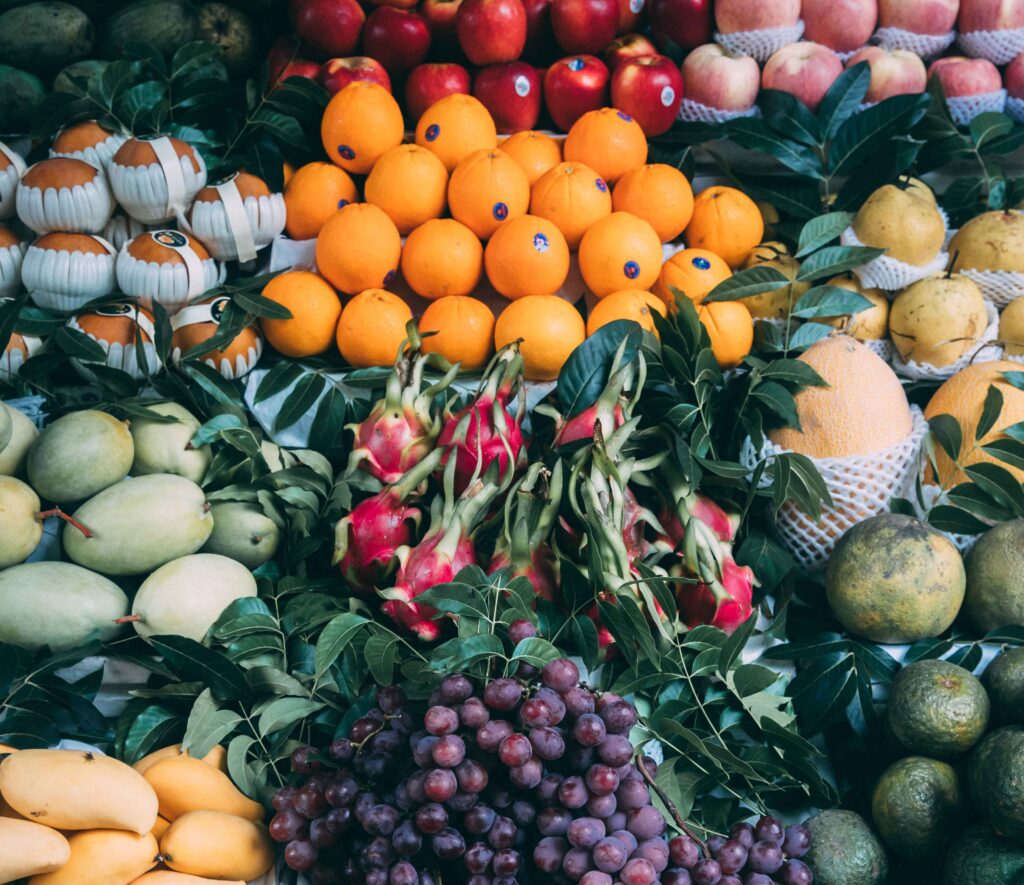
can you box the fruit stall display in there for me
[3,0,1024,883]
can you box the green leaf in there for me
[180,362,245,416]
[795,245,884,282]
[190,413,245,447]
[795,212,855,257]
[703,266,790,303]
[1003,370,1024,391]
[122,704,182,765]
[557,320,641,418]
[829,92,930,175]
[315,613,370,678]
[211,598,279,640]
[927,505,991,535]
[233,288,293,320]
[245,666,310,697]
[119,81,168,129]
[758,359,827,388]
[148,636,253,702]
[182,688,242,758]
[818,62,871,139]
[308,385,349,456]
[252,108,306,151]
[255,360,305,404]
[751,381,800,425]
[788,651,858,735]
[414,584,490,619]
[718,614,757,678]
[275,371,327,433]
[759,88,823,147]
[226,734,257,798]
[982,438,1024,472]
[977,384,1005,443]
[510,637,561,668]
[928,414,963,462]
[569,616,600,674]
[726,117,823,177]
[732,663,781,697]
[364,633,399,685]
[791,285,872,319]
[964,462,1024,515]
[171,42,223,79]
[54,325,107,362]
[970,112,1014,150]
[787,322,833,351]
[258,697,325,737]
[429,633,504,672]
[735,532,793,594]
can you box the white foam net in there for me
[714,21,805,63]
[957,27,1024,65]
[1007,95,1024,124]
[864,338,894,362]
[891,300,1001,381]
[677,98,760,124]
[947,89,1007,127]
[841,226,948,291]
[958,267,1024,309]
[873,27,955,57]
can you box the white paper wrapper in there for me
[189,186,286,262]
[841,225,948,291]
[891,300,1001,381]
[50,131,128,172]
[677,98,760,124]
[0,332,41,382]
[108,142,208,224]
[67,310,162,381]
[0,143,26,221]
[102,211,148,252]
[22,238,116,312]
[0,240,26,298]
[947,89,1007,127]
[116,233,225,315]
[957,27,1024,65]
[958,267,1024,309]
[1007,94,1024,124]
[740,407,929,571]
[873,26,956,57]
[15,173,114,235]
[715,21,805,62]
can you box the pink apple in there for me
[928,56,1004,96]
[617,0,644,34]
[847,46,927,102]
[682,43,760,111]
[363,7,432,77]
[762,42,844,111]
[610,54,683,135]
[959,0,1024,32]
[715,0,800,33]
[803,0,878,53]
[604,33,659,70]
[878,0,959,35]
[405,63,473,120]
[550,0,619,54]
[271,59,322,90]
[457,0,528,65]
[474,62,543,132]
[318,56,392,95]
[1007,50,1024,96]
[290,0,366,58]
[543,54,611,129]
[421,0,465,50]
[648,0,712,50]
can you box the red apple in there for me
[803,0,877,54]
[617,0,645,34]
[648,0,711,50]
[369,0,419,8]
[878,0,959,35]
[457,0,528,65]
[474,62,543,132]
[272,59,322,90]
[959,0,1024,32]
[846,46,926,102]
[363,7,432,78]
[762,42,843,110]
[421,0,465,50]
[405,63,473,120]
[550,0,619,54]
[610,54,683,135]
[318,56,392,95]
[928,55,1003,96]
[522,0,559,61]
[290,0,366,58]
[267,36,301,86]
[682,43,760,111]
[1008,50,1024,97]
[543,54,610,129]
[604,33,658,70]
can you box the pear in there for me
[27,410,134,503]
[950,210,1024,273]
[819,274,890,341]
[890,274,989,367]
[740,242,810,319]
[0,404,10,452]
[852,185,946,267]
[903,176,938,206]
[1000,297,1024,356]
[202,502,280,569]
[0,476,41,567]
[0,404,38,477]
[130,402,211,484]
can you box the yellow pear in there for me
[950,210,1024,273]
[890,274,989,367]
[740,242,810,319]
[852,185,945,266]
[819,274,889,341]
[1000,297,1024,355]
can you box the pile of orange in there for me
[273,83,770,378]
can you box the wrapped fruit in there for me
[170,296,263,379]
[116,230,224,315]
[49,120,128,171]
[22,232,116,312]
[0,140,26,220]
[0,223,25,298]
[67,301,161,380]
[0,310,42,383]
[15,158,114,234]
[187,171,286,262]
[102,209,148,252]
[108,135,208,224]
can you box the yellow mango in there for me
[131,872,244,885]
[151,816,171,840]
[133,744,228,776]
[0,750,158,835]
[0,818,70,881]
[160,810,274,880]
[0,744,16,753]
[28,829,158,885]
[143,756,262,822]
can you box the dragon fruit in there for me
[437,345,526,495]
[346,323,459,484]
[676,556,755,635]
[332,449,442,595]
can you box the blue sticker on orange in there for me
[337,145,355,161]
[692,256,711,270]
[383,269,396,286]
[425,124,440,142]
[493,202,509,221]
[595,178,607,192]
[337,199,349,209]
[533,233,549,252]
[624,261,640,280]
[617,111,632,122]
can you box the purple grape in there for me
[284,838,318,871]
[455,758,489,793]
[568,816,606,849]
[439,674,474,704]
[587,792,618,819]
[415,802,448,834]
[291,746,320,775]
[669,835,700,868]
[350,717,380,744]
[487,815,517,849]
[464,803,496,835]
[621,856,657,885]
[536,773,565,805]
[273,787,297,812]
[324,775,358,807]
[601,701,638,735]
[586,763,620,796]
[542,658,579,692]
[633,838,669,872]
[376,685,406,714]
[477,719,515,752]
[538,806,573,836]
[448,789,478,812]
[716,839,748,874]
[425,705,459,736]
[780,859,813,885]
[534,835,569,872]
[363,804,399,836]
[729,822,755,849]
[720,877,743,885]
[432,733,466,768]
[294,784,328,819]
[269,810,306,842]
[392,819,421,855]
[423,768,457,802]
[558,775,589,809]
[499,732,533,767]
[534,687,567,724]
[742,874,774,885]
[493,848,521,876]
[747,841,784,875]
[593,835,629,872]
[432,826,466,860]
[413,735,439,767]
[324,806,351,835]
[606,811,628,832]
[563,846,595,881]
[508,619,537,643]
[465,841,495,873]
[615,778,650,811]
[509,755,544,789]
[390,860,417,885]
[484,678,522,711]
[782,825,811,858]
[521,696,556,728]
[530,726,566,760]
[511,798,536,827]
[611,828,638,853]
[663,870,694,885]
[563,685,596,717]
[707,835,726,855]
[755,815,785,846]
[580,872,614,885]
[691,858,722,885]
[626,806,666,840]
[573,713,607,747]
[598,733,634,767]
[459,697,490,728]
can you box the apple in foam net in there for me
[762,42,844,111]
[928,55,1004,96]
[648,0,713,50]
[318,56,392,95]
[457,0,529,65]
[473,62,543,132]
[877,0,959,34]
[1007,50,1024,96]
[846,46,927,102]
[714,0,800,33]
[610,54,684,135]
[604,33,659,70]
[543,54,610,129]
[290,0,366,58]
[362,7,431,77]
[682,43,760,111]
[550,0,620,54]
[405,63,472,121]
[958,0,1024,32]
[803,0,878,53]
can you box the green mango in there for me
[130,402,210,484]
[0,476,40,568]
[202,501,280,569]
[0,404,39,477]
[0,403,10,450]
[0,2,94,72]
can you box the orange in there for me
[500,131,563,186]
[697,301,754,369]
[586,289,667,336]
[419,295,496,371]
[612,164,694,243]
[685,186,764,268]
[653,248,732,307]
[282,162,358,241]
[316,203,402,295]
[529,161,612,250]
[336,288,413,367]
[563,107,648,185]
[282,162,295,185]
[401,219,483,300]
[415,94,498,172]
[321,81,404,175]
[447,148,531,240]
[364,144,448,235]
[484,214,570,300]
[260,271,341,358]
[578,211,662,298]
[494,295,585,381]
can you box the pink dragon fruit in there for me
[658,493,739,548]
[551,341,640,447]
[333,449,442,595]
[437,345,526,495]
[676,556,755,635]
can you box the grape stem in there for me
[634,755,709,859]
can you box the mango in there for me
[28,829,158,885]
[0,404,38,476]
[133,744,228,776]
[0,475,41,567]
[27,410,133,504]
[0,403,10,450]
[151,815,170,840]
[63,474,213,575]
[202,502,280,569]
[0,65,45,133]
[0,3,94,73]
[131,873,244,885]
[0,818,70,881]
[143,755,262,822]
[160,811,273,880]
[0,749,158,834]
[130,403,210,484]
[0,562,128,651]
